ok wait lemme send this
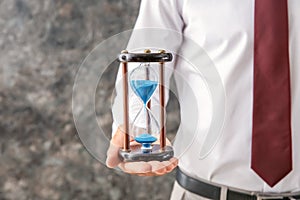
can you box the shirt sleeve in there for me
[112,0,184,136]
[134,0,184,30]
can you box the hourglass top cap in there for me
[118,50,173,63]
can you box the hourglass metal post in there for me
[118,49,173,162]
[121,50,130,152]
[159,50,166,150]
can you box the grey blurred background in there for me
[0,0,180,199]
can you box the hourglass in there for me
[118,49,174,162]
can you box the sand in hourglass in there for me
[130,80,158,104]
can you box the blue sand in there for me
[130,80,158,104]
[135,133,157,144]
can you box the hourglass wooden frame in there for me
[117,49,174,162]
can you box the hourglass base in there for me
[119,145,174,162]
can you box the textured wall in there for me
[0,0,180,199]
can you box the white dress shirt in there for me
[113,0,300,193]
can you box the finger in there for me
[121,157,178,176]
[106,143,121,168]
[169,157,179,171]
[137,157,178,176]
[106,128,126,168]
[137,172,156,176]
[169,157,179,167]
[161,157,178,173]
[119,162,152,174]
[148,157,178,176]
[162,161,174,172]
[148,161,167,175]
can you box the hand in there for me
[106,127,178,176]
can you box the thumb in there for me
[106,127,129,168]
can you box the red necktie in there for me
[252,0,292,187]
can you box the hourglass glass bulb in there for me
[129,63,160,152]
